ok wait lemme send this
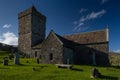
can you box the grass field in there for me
[0,51,120,80]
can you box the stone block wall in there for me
[87,42,109,53]
[63,47,74,64]
[18,12,32,55]
[41,32,63,64]
[73,43,109,65]
[31,12,46,46]
[18,6,46,56]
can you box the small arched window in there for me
[49,53,53,60]
[35,51,37,57]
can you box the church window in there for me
[49,53,53,60]
[35,51,37,57]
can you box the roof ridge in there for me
[63,28,107,37]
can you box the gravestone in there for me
[91,68,101,78]
[14,52,20,65]
[3,57,8,66]
[32,67,35,71]
[36,58,39,64]
[9,54,14,60]
[26,60,29,63]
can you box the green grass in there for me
[0,51,120,80]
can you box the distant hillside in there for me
[0,43,18,52]
[109,52,120,66]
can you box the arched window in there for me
[35,51,37,57]
[49,53,53,60]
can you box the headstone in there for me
[26,60,29,63]
[14,52,20,65]
[36,58,39,64]
[3,57,8,66]
[91,68,101,78]
[9,54,14,60]
[32,67,35,71]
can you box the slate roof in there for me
[54,33,81,49]
[63,29,108,44]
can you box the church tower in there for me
[18,6,46,56]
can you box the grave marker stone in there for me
[36,58,39,64]
[91,67,101,78]
[14,52,20,64]
[3,57,8,66]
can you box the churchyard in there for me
[0,50,120,80]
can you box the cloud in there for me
[3,24,12,28]
[80,9,106,22]
[80,8,87,13]
[78,23,84,27]
[0,32,18,45]
[73,9,106,32]
[114,50,120,53]
[73,22,84,30]
[101,0,108,4]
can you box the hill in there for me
[0,43,17,52]
[109,52,120,66]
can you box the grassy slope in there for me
[0,51,120,80]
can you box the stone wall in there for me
[63,29,109,65]
[87,42,109,53]
[18,12,32,55]
[31,49,41,58]
[31,11,46,46]
[31,43,42,58]
[18,6,46,56]
[41,32,63,64]
[18,34,31,55]
[63,47,73,64]
[73,43,109,65]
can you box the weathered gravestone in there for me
[26,60,29,63]
[32,67,35,71]
[91,67,101,78]
[9,54,14,60]
[36,58,39,64]
[3,57,8,66]
[14,52,20,65]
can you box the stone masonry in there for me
[18,6,46,57]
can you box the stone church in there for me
[18,6,109,65]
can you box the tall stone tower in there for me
[18,6,46,56]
